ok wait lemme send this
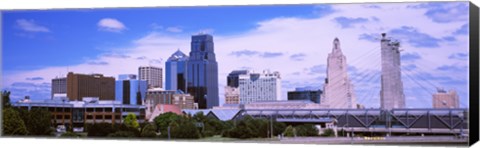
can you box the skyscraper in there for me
[322,38,356,108]
[115,74,148,105]
[139,66,163,89]
[165,49,189,92]
[187,34,219,109]
[379,33,405,110]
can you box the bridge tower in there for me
[379,33,405,110]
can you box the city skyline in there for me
[2,2,470,108]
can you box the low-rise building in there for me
[287,87,322,104]
[224,86,240,104]
[432,88,459,108]
[144,89,195,121]
[11,98,146,131]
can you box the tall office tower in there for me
[139,66,163,89]
[115,74,148,105]
[432,88,459,109]
[187,34,219,109]
[66,72,115,101]
[238,70,282,104]
[322,38,356,108]
[227,70,249,87]
[379,33,405,110]
[51,77,67,99]
[165,49,189,92]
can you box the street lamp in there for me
[167,126,171,140]
[342,124,348,137]
[270,114,274,138]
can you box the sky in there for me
[1,2,471,108]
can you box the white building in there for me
[379,33,405,109]
[139,66,163,89]
[322,38,356,109]
[238,70,282,104]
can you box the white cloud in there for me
[97,18,127,32]
[197,28,215,34]
[16,19,50,32]
[166,26,183,33]
[4,3,469,108]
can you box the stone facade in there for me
[379,33,405,109]
[322,38,356,108]
[224,86,240,104]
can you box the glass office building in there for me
[165,49,189,92]
[187,34,219,109]
[115,74,148,105]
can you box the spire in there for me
[332,37,342,54]
[167,49,189,61]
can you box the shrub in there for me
[61,132,79,138]
[295,124,319,137]
[108,131,136,138]
[283,125,295,137]
[321,128,335,137]
[86,123,116,137]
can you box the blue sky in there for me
[2,5,321,71]
[1,2,471,108]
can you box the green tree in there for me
[140,123,157,138]
[295,124,319,137]
[320,128,335,137]
[2,90,11,108]
[272,121,287,137]
[153,112,181,137]
[123,113,140,129]
[283,125,296,137]
[2,108,28,135]
[170,117,201,139]
[224,116,258,139]
[22,108,53,136]
[192,112,226,137]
